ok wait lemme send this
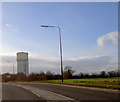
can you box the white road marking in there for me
[30,90,41,98]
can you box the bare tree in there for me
[64,65,75,79]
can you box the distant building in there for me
[16,52,29,76]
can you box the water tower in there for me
[16,52,29,76]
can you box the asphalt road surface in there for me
[2,83,41,100]
[21,83,119,101]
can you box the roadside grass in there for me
[32,77,120,89]
[9,77,120,89]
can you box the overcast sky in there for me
[1,2,118,74]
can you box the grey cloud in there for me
[1,55,118,74]
[63,56,117,74]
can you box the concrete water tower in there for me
[16,52,29,76]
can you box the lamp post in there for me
[7,61,15,75]
[41,25,64,83]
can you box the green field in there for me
[32,77,120,89]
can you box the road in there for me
[2,83,41,100]
[21,83,119,101]
[2,83,119,101]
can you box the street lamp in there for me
[41,25,64,83]
[6,61,15,75]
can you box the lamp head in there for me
[41,25,49,27]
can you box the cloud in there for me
[5,23,19,33]
[97,32,118,47]
[6,24,13,27]
[1,55,118,74]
